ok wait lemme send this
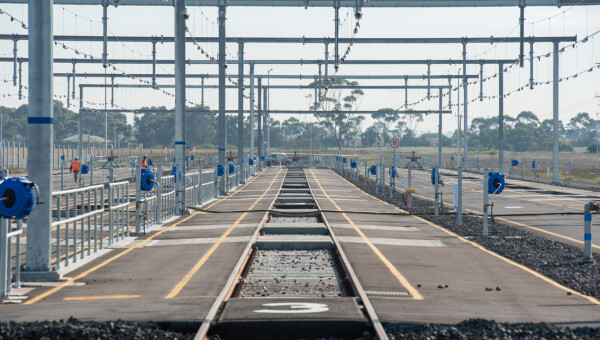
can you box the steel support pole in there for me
[427,62,431,99]
[265,87,269,155]
[462,42,468,170]
[102,1,108,67]
[434,166,439,216]
[72,62,76,99]
[152,41,157,88]
[529,41,534,89]
[404,76,408,108]
[519,3,525,67]
[66,75,70,107]
[110,76,114,107]
[201,76,205,106]
[12,38,17,86]
[457,166,462,225]
[552,40,560,184]
[237,42,245,183]
[438,88,443,168]
[334,2,339,69]
[23,0,57,280]
[457,70,461,168]
[174,0,187,213]
[257,77,262,164]
[78,86,83,163]
[218,4,226,194]
[249,63,255,159]
[324,43,329,85]
[479,63,483,101]
[483,168,489,236]
[499,63,504,174]
[18,61,22,99]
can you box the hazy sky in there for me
[0,2,599,136]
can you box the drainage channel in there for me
[197,168,386,340]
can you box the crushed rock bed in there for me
[0,318,193,340]
[340,171,600,300]
[385,319,600,340]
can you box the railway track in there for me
[196,168,387,340]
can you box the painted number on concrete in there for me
[390,138,400,149]
[253,302,329,314]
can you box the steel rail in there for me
[305,168,389,340]
[194,169,286,340]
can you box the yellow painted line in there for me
[309,169,423,301]
[23,169,268,305]
[63,295,140,301]
[165,169,283,299]
[333,170,600,306]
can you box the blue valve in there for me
[431,168,439,185]
[476,157,480,164]
[369,165,377,176]
[148,158,153,166]
[450,155,455,161]
[228,164,236,175]
[217,165,225,177]
[389,166,397,178]
[249,158,254,166]
[511,159,519,167]
[81,164,90,175]
[532,160,537,169]
[488,172,505,194]
[140,169,155,191]
[350,160,357,169]
[260,155,265,161]
[0,177,36,219]
[342,157,347,164]
[190,155,195,161]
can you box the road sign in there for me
[390,138,400,149]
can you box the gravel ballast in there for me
[385,319,600,340]
[0,318,194,340]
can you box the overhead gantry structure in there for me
[2,0,598,281]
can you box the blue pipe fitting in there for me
[0,177,36,219]
[217,165,225,177]
[228,164,236,175]
[80,164,90,175]
[488,172,505,194]
[370,165,377,176]
[140,169,155,191]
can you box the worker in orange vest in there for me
[141,154,149,169]
[70,157,80,182]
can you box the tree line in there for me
[0,94,597,153]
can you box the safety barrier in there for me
[159,174,177,222]
[52,184,105,269]
[108,181,130,245]
[0,219,24,299]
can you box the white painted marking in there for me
[338,236,445,247]
[145,236,252,246]
[330,224,420,232]
[504,206,523,209]
[253,302,329,314]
